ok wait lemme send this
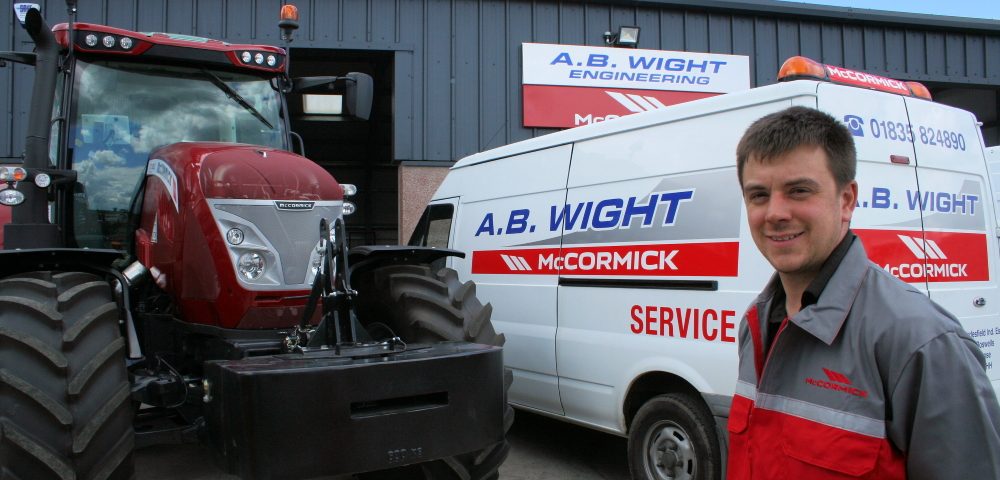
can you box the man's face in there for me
[741,145,857,285]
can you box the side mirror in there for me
[344,72,372,121]
[291,73,372,121]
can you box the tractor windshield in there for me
[68,60,285,249]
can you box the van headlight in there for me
[238,252,266,280]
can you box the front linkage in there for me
[203,220,507,479]
[284,217,387,353]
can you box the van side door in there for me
[554,101,785,431]
[448,146,573,415]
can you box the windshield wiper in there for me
[201,69,274,130]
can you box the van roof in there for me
[453,80,823,169]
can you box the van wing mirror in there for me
[291,72,373,121]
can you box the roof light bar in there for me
[778,56,932,100]
[55,23,285,72]
[905,81,932,101]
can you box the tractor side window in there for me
[408,204,454,249]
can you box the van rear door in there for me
[816,84,926,293]
[904,97,1000,382]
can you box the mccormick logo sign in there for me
[522,43,750,128]
[472,242,738,276]
[824,65,910,96]
[855,229,989,282]
[274,201,315,211]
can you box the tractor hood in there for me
[149,142,343,201]
[138,142,344,329]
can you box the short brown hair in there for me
[736,106,856,187]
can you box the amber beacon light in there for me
[777,55,932,101]
[279,4,299,42]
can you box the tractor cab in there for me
[65,56,287,249]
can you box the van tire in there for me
[628,393,720,480]
[0,271,134,480]
[356,264,511,480]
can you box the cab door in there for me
[903,97,1000,379]
[817,84,927,293]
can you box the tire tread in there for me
[0,419,75,480]
[0,271,134,480]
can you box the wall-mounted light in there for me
[603,26,640,48]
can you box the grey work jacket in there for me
[728,239,1000,480]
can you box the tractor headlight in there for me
[342,201,356,216]
[226,228,245,245]
[85,34,99,47]
[0,189,24,206]
[102,35,116,48]
[237,252,266,280]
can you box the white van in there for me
[410,57,1000,479]
[988,146,1000,221]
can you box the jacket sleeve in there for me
[886,331,1000,480]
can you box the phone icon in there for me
[843,115,865,137]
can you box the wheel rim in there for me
[643,420,696,480]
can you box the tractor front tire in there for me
[0,271,134,480]
[355,264,512,480]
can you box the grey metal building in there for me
[3,0,999,243]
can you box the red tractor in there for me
[0,3,510,479]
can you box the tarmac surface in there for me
[134,409,631,479]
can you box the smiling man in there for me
[727,106,1000,479]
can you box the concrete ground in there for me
[134,410,630,479]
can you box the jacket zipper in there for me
[758,316,790,387]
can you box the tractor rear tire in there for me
[355,264,512,480]
[0,271,134,480]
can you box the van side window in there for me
[408,204,454,248]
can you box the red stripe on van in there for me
[471,241,739,276]
[855,229,989,283]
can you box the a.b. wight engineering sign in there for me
[522,43,750,128]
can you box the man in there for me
[727,106,1000,479]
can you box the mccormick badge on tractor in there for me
[410,56,1000,478]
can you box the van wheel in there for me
[355,264,512,480]
[628,393,720,480]
[0,271,134,480]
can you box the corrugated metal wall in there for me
[3,0,999,162]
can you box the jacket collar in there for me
[754,238,870,345]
